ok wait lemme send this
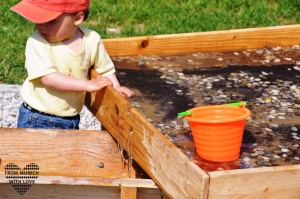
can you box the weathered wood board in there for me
[102,24,300,56]
[208,164,300,199]
[0,176,162,199]
[0,128,167,199]
[86,69,210,199]
[0,128,130,177]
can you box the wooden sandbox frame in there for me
[95,24,300,199]
[1,24,300,199]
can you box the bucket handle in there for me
[178,111,193,117]
[223,101,247,107]
[178,101,248,117]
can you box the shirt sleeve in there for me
[91,32,115,76]
[25,32,57,81]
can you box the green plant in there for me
[1,0,300,84]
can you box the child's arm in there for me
[106,73,135,98]
[40,71,112,92]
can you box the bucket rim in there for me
[183,105,251,123]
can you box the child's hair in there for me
[83,9,90,21]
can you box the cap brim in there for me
[10,1,62,23]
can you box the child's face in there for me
[35,13,79,43]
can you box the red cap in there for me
[10,0,90,23]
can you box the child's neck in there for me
[62,28,84,53]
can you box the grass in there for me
[1,0,300,84]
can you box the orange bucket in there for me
[184,105,251,162]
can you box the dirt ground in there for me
[112,45,300,171]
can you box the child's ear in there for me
[74,12,84,25]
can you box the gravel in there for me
[0,84,101,130]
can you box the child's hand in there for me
[115,86,135,98]
[87,75,112,92]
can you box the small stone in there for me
[293,136,300,140]
[249,163,258,168]
[256,160,264,166]
[257,155,263,160]
[243,157,250,162]
[274,59,281,62]
[282,154,288,158]
[274,150,282,154]
[269,157,276,162]
[263,162,272,166]
[269,123,279,128]
[262,156,270,162]
[281,148,289,153]
[289,146,298,151]
[256,151,265,155]
[251,152,259,157]
[291,127,298,131]
[265,128,272,132]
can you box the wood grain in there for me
[0,183,167,199]
[208,164,300,199]
[85,69,209,199]
[102,24,300,56]
[0,175,157,188]
[0,128,131,178]
[121,186,137,199]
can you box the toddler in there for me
[10,0,134,129]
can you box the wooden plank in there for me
[0,183,121,199]
[0,175,165,199]
[0,183,166,199]
[102,24,300,56]
[208,164,300,199]
[121,186,137,199]
[0,128,132,178]
[85,69,210,199]
[137,188,169,199]
[0,128,165,198]
[0,175,157,188]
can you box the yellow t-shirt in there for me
[22,27,115,116]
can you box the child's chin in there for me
[41,35,55,42]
